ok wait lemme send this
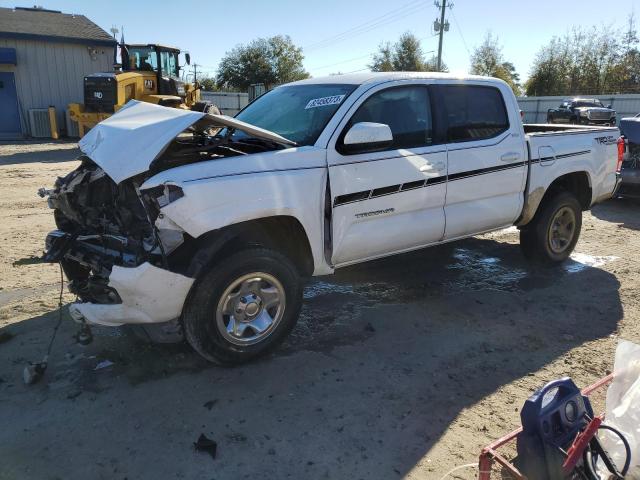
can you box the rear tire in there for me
[519,191,582,263]
[182,247,303,365]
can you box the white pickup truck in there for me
[42,72,622,364]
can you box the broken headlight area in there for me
[41,156,186,305]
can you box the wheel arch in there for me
[518,171,592,227]
[180,215,316,280]
[545,171,593,210]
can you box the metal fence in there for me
[201,91,249,116]
[517,94,640,123]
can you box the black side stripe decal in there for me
[334,176,446,206]
[535,149,591,163]
[447,161,526,181]
[333,149,590,207]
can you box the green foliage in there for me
[370,43,395,72]
[199,76,217,91]
[370,32,447,72]
[469,33,521,95]
[525,14,640,96]
[217,35,309,90]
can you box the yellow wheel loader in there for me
[69,44,217,137]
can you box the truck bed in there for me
[517,123,620,225]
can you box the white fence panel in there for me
[201,91,249,116]
[517,94,640,124]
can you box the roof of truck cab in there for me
[127,44,181,52]
[287,71,501,87]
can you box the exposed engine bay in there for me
[42,102,291,308]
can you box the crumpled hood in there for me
[78,100,296,184]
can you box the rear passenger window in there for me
[436,85,509,142]
[340,86,432,153]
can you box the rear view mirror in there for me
[185,52,191,65]
[343,122,393,153]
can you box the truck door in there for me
[326,83,447,266]
[433,83,526,239]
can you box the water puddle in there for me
[445,248,528,291]
[302,248,619,303]
[303,281,354,299]
[564,253,619,273]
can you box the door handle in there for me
[500,152,521,162]
[420,161,445,172]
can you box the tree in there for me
[525,15,640,96]
[199,76,217,91]
[616,13,640,92]
[369,32,447,72]
[217,35,309,90]
[424,55,447,72]
[469,33,521,95]
[393,32,427,71]
[370,43,394,72]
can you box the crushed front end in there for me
[42,155,195,333]
[40,101,293,340]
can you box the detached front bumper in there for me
[69,262,194,327]
[45,230,195,327]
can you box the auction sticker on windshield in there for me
[305,95,346,110]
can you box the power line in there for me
[309,36,437,75]
[306,5,426,51]
[342,67,370,74]
[303,0,422,50]
[308,53,374,71]
[450,8,470,56]
[303,0,426,51]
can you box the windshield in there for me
[128,46,157,72]
[573,99,604,108]
[233,84,358,146]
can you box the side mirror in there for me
[342,122,393,153]
[185,52,191,65]
[606,104,612,109]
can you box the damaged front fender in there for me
[69,262,194,327]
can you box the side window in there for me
[160,51,176,77]
[339,85,432,154]
[436,85,509,142]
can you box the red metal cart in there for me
[477,373,614,480]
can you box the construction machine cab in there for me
[123,44,188,99]
[68,42,209,137]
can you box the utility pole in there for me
[434,0,452,71]
[192,63,199,82]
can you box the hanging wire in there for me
[43,262,65,361]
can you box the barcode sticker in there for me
[305,95,346,110]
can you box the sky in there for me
[2,0,638,82]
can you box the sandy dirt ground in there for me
[0,141,639,480]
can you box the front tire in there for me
[182,248,303,365]
[520,191,582,263]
